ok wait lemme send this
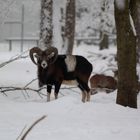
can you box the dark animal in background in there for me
[29,47,93,102]
[90,74,117,94]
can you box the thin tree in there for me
[99,0,109,50]
[63,0,75,54]
[39,0,53,49]
[114,0,137,108]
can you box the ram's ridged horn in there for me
[29,47,42,65]
[46,47,58,63]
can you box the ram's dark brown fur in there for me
[29,47,93,102]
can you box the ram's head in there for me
[29,47,58,68]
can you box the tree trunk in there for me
[39,0,53,49]
[99,0,109,50]
[63,0,75,54]
[114,0,137,108]
[60,8,65,49]
[129,0,140,63]
[99,32,109,50]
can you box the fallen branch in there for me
[17,115,47,140]
[0,85,79,99]
[16,126,27,140]
[0,86,46,98]
[0,77,79,99]
[24,78,37,88]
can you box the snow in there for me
[129,14,137,36]
[53,0,67,53]
[0,43,140,140]
[76,0,115,38]
[115,0,125,10]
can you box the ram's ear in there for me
[46,47,58,63]
[48,52,55,59]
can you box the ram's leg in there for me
[82,91,90,102]
[78,79,90,102]
[47,85,52,102]
[54,82,61,100]
[84,85,91,102]
[86,90,90,102]
[78,84,86,103]
[82,91,87,103]
[81,83,90,102]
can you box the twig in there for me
[0,85,79,99]
[0,86,45,98]
[17,115,47,140]
[24,78,37,88]
[16,125,27,140]
[0,50,28,68]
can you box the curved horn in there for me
[46,47,58,63]
[29,47,42,65]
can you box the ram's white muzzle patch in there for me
[65,55,76,72]
[41,60,48,68]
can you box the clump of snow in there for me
[115,0,125,10]
[129,14,137,36]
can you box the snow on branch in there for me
[0,0,16,15]
[0,0,17,26]
[129,14,137,36]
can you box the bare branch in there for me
[16,125,27,140]
[17,115,47,140]
[0,0,17,26]
[0,50,29,68]
[0,86,46,98]
[24,78,37,88]
[0,85,79,99]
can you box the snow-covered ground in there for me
[0,43,140,140]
